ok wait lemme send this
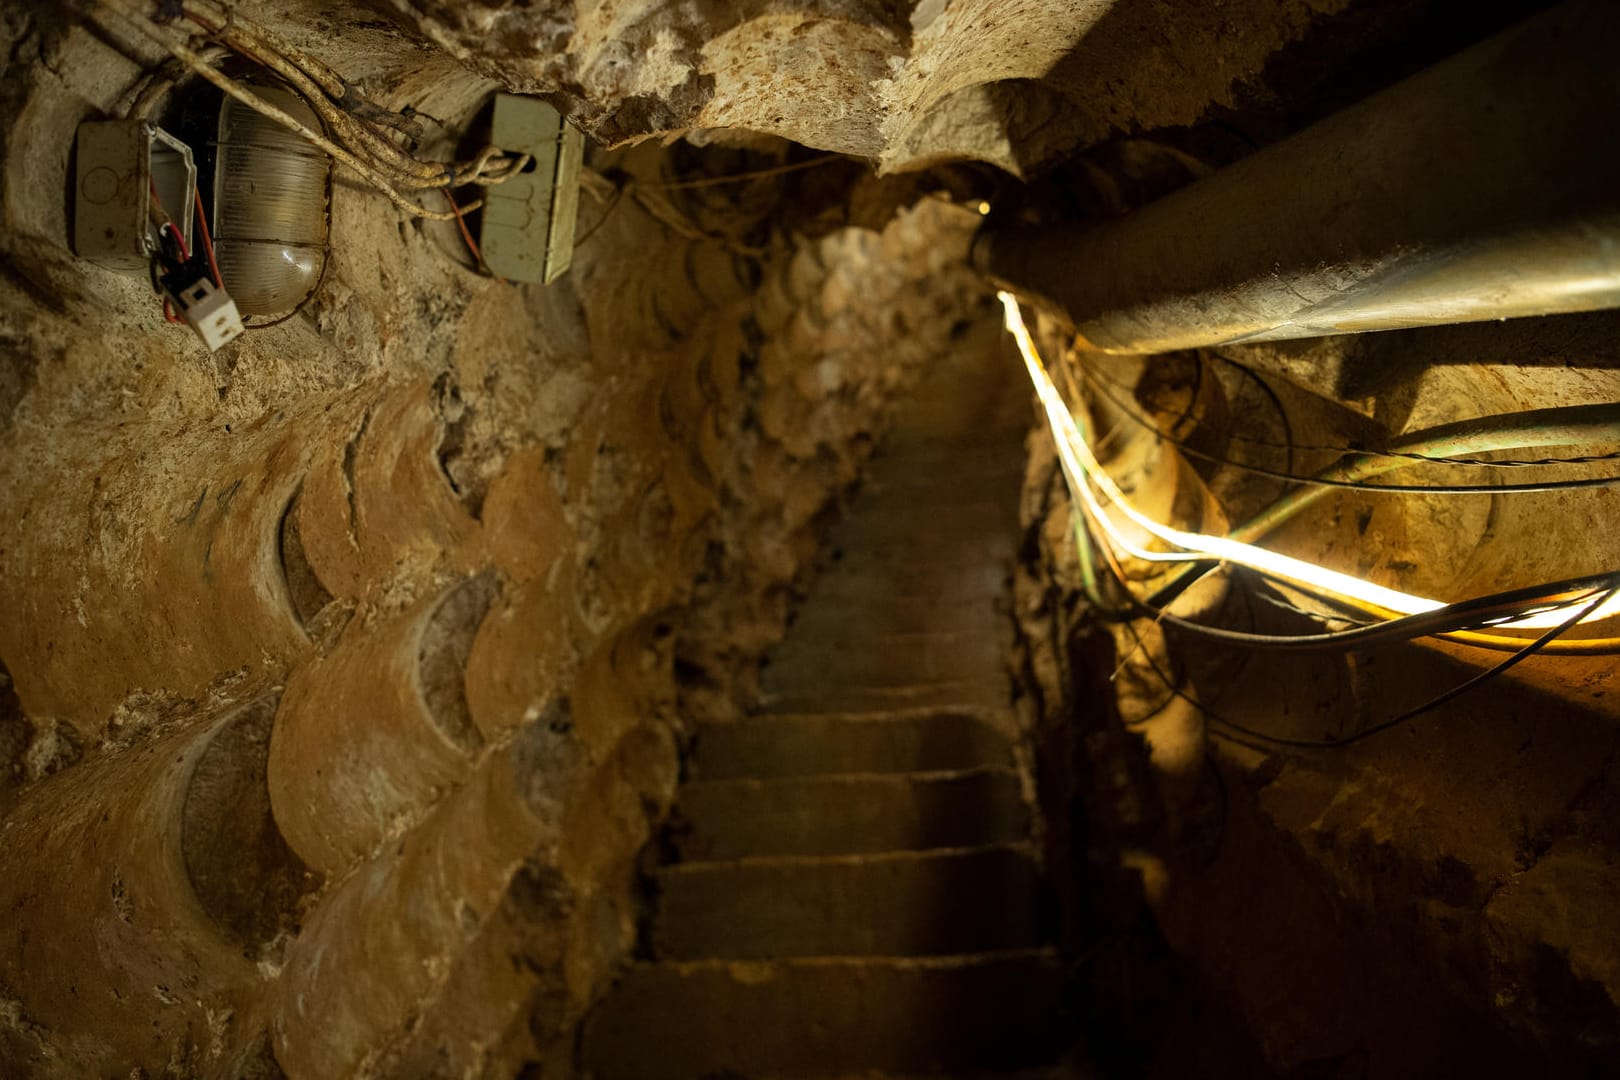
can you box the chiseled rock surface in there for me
[0,10,988,1067]
[388,0,1353,174]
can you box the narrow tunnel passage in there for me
[580,317,1075,1077]
[5,1,1620,1076]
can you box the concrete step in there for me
[844,483,1019,521]
[762,661,1006,697]
[761,680,1011,715]
[863,443,1027,479]
[829,501,1016,549]
[855,479,1017,514]
[818,537,1016,575]
[799,560,1010,605]
[766,629,1002,673]
[762,636,1004,693]
[579,950,1067,1079]
[876,1067,1097,1080]
[769,628,986,657]
[882,376,1028,417]
[877,425,1029,456]
[821,535,1017,570]
[785,594,1008,639]
[760,671,1011,707]
[834,478,1016,512]
[671,767,1029,860]
[691,711,1012,780]
[652,845,1042,960]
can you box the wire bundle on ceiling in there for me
[91,0,534,221]
[999,292,1620,744]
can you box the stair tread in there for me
[694,710,1013,779]
[760,682,1011,714]
[743,707,1013,724]
[580,343,1066,1080]
[803,560,1010,587]
[651,844,1041,960]
[660,840,1034,873]
[615,946,1058,973]
[763,657,1006,693]
[771,629,990,649]
[681,763,1017,787]
[824,548,1014,571]
[785,601,1009,638]
[767,628,1002,648]
[580,950,1066,1079]
[830,509,1016,547]
[674,764,1029,860]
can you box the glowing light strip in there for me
[1000,291,1620,629]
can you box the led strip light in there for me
[1000,291,1620,630]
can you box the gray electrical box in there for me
[74,120,196,272]
[479,95,583,284]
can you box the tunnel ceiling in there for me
[384,0,1366,175]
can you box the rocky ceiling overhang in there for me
[386,0,1353,175]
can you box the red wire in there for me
[163,221,191,262]
[157,223,191,326]
[193,188,224,288]
[444,189,507,285]
[150,180,181,322]
[148,183,211,325]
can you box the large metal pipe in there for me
[976,0,1620,354]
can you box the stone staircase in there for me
[580,319,1076,1077]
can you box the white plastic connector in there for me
[169,275,244,351]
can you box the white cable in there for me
[1001,291,1620,629]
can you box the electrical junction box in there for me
[74,120,196,273]
[479,94,584,284]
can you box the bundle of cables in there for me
[999,292,1620,746]
[90,0,534,222]
[147,181,242,349]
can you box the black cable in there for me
[1119,587,1607,750]
[1078,364,1620,493]
[1121,692,1178,729]
[1065,470,1620,651]
[1118,567,1612,652]
[1066,481,1620,658]
[1234,569,1620,656]
[1245,581,1368,626]
[1209,587,1613,748]
[1361,446,1620,468]
[573,182,625,250]
[1203,348,1295,480]
[1084,355,1620,470]
[1205,352,1620,469]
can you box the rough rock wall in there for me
[389,0,1353,175]
[1011,306,1620,1075]
[8,0,1617,1075]
[0,11,987,1075]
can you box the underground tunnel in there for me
[2,0,1620,1076]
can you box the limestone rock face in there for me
[8,0,1620,1076]
[0,9,988,1068]
[1010,311,1620,1074]
[391,0,1352,174]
